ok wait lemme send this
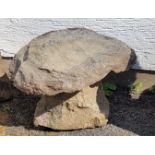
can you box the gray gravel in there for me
[59,124,137,136]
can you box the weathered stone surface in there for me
[10,28,135,96]
[34,83,109,130]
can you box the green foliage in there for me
[149,85,155,94]
[103,82,117,96]
[128,81,143,94]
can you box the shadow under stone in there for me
[107,85,155,136]
[0,86,39,129]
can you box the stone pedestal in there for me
[34,83,109,130]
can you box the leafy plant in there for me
[103,82,117,96]
[128,81,143,94]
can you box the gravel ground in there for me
[108,87,155,136]
[59,125,137,136]
[0,86,155,136]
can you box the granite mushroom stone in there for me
[9,28,135,96]
[9,28,136,130]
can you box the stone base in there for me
[34,83,109,130]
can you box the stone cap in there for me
[9,28,136,96]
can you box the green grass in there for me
[103,81,117,96]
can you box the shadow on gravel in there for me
[0,87,39,129]
[107,82,155,136]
